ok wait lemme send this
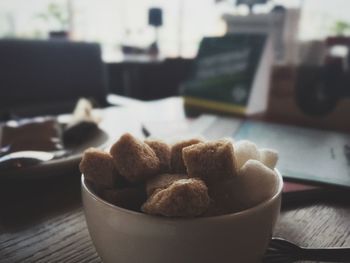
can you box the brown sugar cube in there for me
[170,138,202,173]
[113,172,140,189]
[85,180,105,197]
[110,133,160,183]
[207,177,245,216]
[142,178,210,217]
[146,173,187,197]
[183,139,238,185]
[145,139,171,173]
[202,199,229,217]
[79,148,117,188]
[102,187,147,212]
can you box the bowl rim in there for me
[81,168,283,223]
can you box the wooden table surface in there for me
[1,98,350,263]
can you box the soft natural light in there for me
[1,0,350,61]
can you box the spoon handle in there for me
[299,248,350,262]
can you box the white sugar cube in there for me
[259,148,279,169]
[237,159,278,208]
[234,140,260,169]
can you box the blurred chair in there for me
[0,39,109,120]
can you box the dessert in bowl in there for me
[81,134,283,263]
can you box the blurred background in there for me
[1,0,349,59]
[0,0,350,130]
[0,0,350,247]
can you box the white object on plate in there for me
[70,98,100,125]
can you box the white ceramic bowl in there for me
[82,170,283,263]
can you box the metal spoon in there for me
[263,237,350,262]
[0,150,68,171]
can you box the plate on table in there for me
[0,124,110,180]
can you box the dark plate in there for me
[0,127,109,180]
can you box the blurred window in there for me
[1,0,350,61]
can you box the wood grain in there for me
[0,175,101,263]
[276,203,350,263]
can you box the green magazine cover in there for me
[182,33,270,115]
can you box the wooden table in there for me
[1,98,350,263]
